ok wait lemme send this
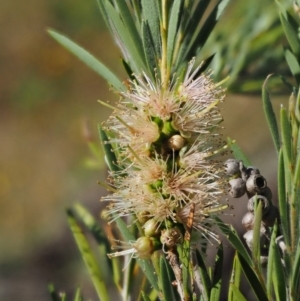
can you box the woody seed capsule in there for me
[246,174,267,195]
[242,211,255,230]
[243,228,268,250]
[224,159,240,176]
[247,195,270,215]
[229,178,246,198]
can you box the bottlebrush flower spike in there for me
[102,59,228,256]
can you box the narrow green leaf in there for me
[291,143,300,207]
[228,253,242,301]
[114,0,145,60]
[285,48,300,83]
[262,77,280,153]
[141,0,161,57]
[97,0,112,33]
[167,0,182,68]
[115,217,135,242]
[184,0,211,34]
[174,0,211,69]
[280,107,293,169]
[278,148,290,246]
[266,223,276,298]
[98,125,120,172]
[280,12,300,56]
[216,217,252,266]
[48,30,124,91]
[142,21,157,74]
[191,54,216,79]
[122,59,135,80]
[291,241,300,298]
[252,200,263,271]
[67,209,110,301]
[237,253,268,301]
[280,75,294,93]
[72,203,112,281]
[195,249,211,301]
[184,0,231,61]
[105,1,147,73]
[114,217,160,291]
[229,284,247,301]
[177,240,192,300]
[74,288,83,301]
[269,223,287,301]
[160,256,176,301]
[141,291,152,301]
[48,284,60,301]
[209,244,223,301]
[73,203,108,245]
[227,138,252,166]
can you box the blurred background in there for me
[0,0,292,300]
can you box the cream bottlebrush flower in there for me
[104,109,160,158]
[104,140,227,229]
[103,59,224,157]
[173,59,225,138]
[176,200,226,243]
[103,60,228,251]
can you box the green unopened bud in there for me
[162,120,177,135]
[144,219,159,237]
[164,219,175,229]
[132,237,160,259]
[151,116,163,129]
[150,179,163,192]
[136,211,150,224]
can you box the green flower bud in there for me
[144,219,159,237]
[132,237,160,259]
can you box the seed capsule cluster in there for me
[225,159,280,264]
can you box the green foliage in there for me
[48,30,124,91]
[67,208,110,301]
[217,4,300,300]
[205,0,289,92]
[262,77,281,153]
[226,138,252,166]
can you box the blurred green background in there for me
[0,0,290,300]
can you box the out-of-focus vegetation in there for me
[204,0,290,92]
[0,0,292,300]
